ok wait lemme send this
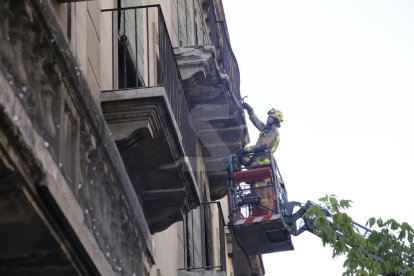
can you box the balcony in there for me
[101,5,200,233]
[174,0,249,200]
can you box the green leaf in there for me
[377,218,384,227]
[367,217,376,228]
[340,199,353,209]
[385,219,400,230]
[329,196,339,212]
[319,195,329,203]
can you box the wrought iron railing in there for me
[217,21,241,99]
[180,201,227,274]
[102,5,197,171]
[201,0,241,99]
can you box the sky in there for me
[222,1,414,275]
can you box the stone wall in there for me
[0,0,154,274]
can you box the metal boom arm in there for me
[285,200,372,240]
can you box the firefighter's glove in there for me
[242,102,253,112]
[235,146,252,157]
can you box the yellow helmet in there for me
[268,108,284,122]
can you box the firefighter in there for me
[238,102,283,160]
[237,102,284,216]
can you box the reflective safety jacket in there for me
[246,109,280,165]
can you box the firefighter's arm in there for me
[235,144,267,156]
[244,144,267,154]
[241,103,265,131]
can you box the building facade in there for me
[0,0,264,275]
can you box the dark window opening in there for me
[117,0,145,89]
[118,35,144,89]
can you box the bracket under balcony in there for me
[102,88,200,233]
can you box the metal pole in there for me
[146,7,149,86]
[135,9,138,88]
[123,10,126,88]
[112,11,114,89]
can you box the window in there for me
[178,0,195,46]
[186,201,215,269]
[186,207,203,268]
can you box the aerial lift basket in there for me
[226,151,294,255]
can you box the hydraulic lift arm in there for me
[285,200,372,239]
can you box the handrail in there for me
[176,0,241,100]
[203,0,241,98]
[179,201,227,273]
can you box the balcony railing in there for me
[217,21,240,99]
[179,201,227,275]
[203,0,241,99]
[102,5,197,170]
